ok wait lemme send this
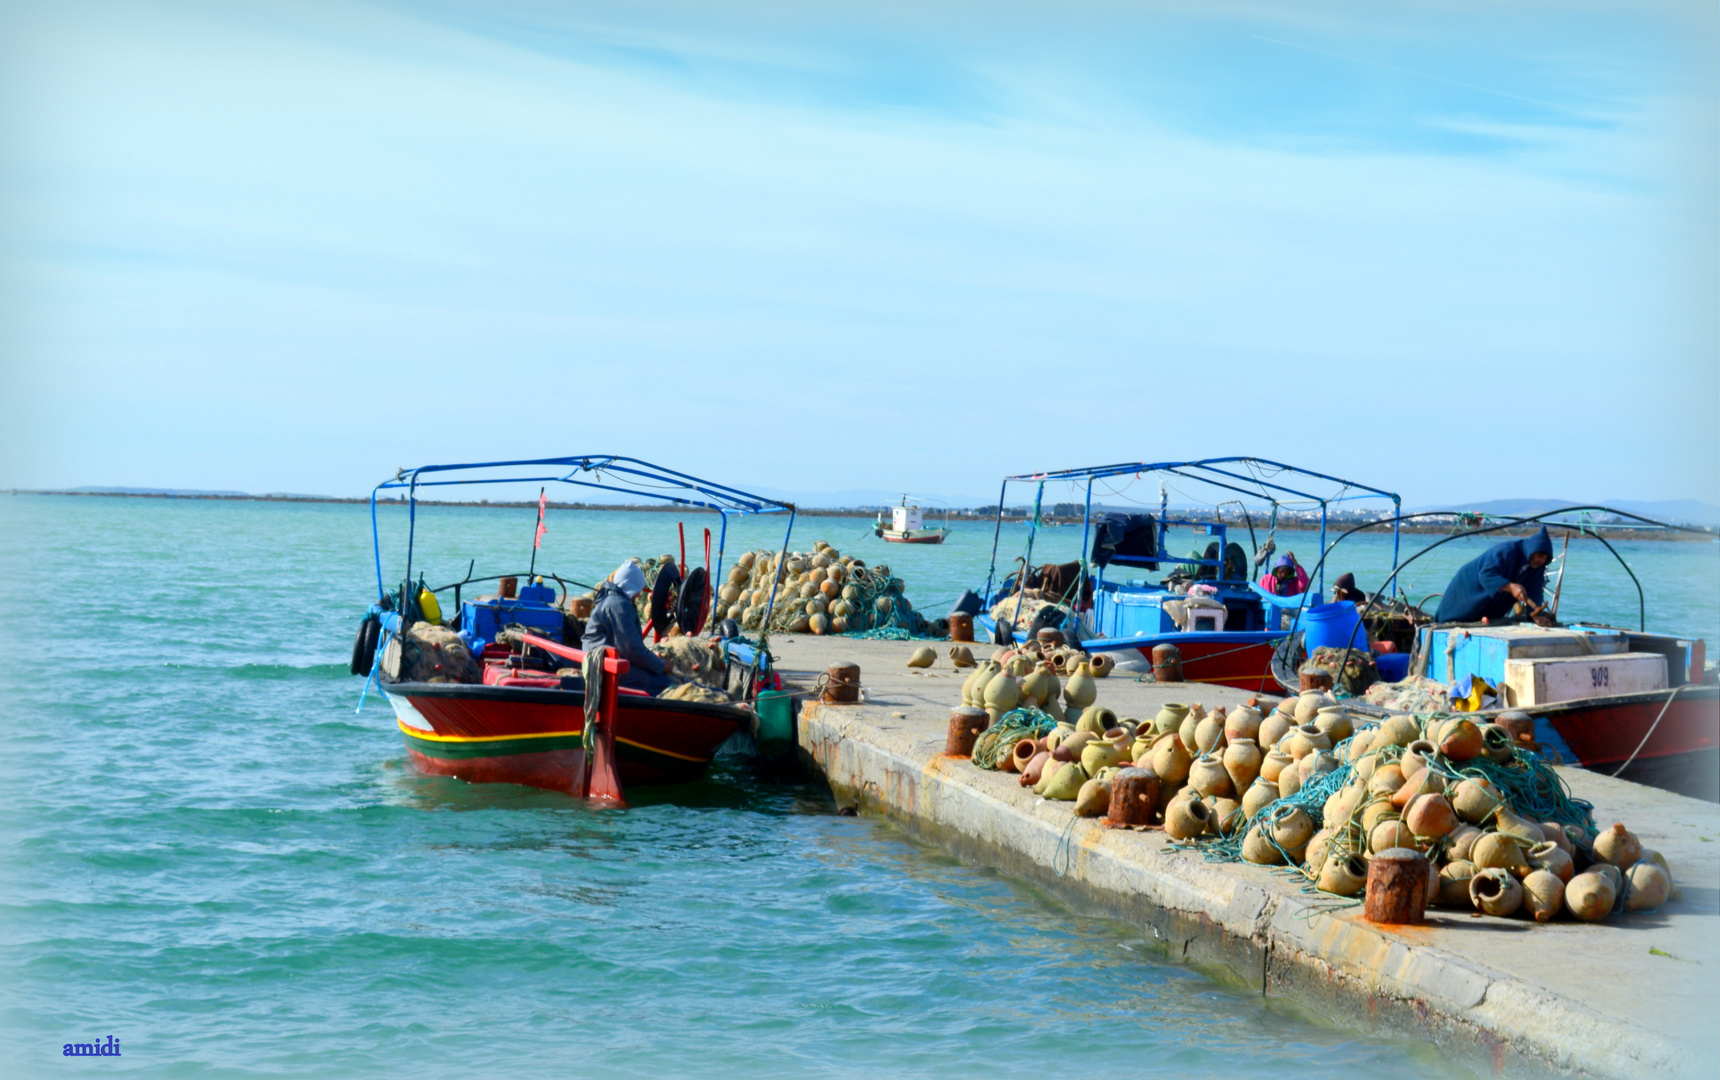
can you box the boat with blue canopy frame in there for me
[974,457,1402,692]
[350,455,798,803]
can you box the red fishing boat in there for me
[351,455,799,804]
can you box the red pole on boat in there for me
[521,634,628,807]
[678,521,687,576]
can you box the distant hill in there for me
[1413,498,1719,526]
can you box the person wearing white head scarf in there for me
[581,559,669,693]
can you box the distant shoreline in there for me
[9,488,1714,541]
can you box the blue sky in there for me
[0,0,1714,506]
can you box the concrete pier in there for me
[771,636,1719,1079]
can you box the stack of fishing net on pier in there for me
[712,541,947,638]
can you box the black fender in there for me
[350,614,381,677]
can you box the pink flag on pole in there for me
[534,489,548,549]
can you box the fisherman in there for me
[1433,528,1556,626]
[1331,573,1369,606]
[582,560,671,695]
[1258,553,1309,597]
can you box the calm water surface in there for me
[5,495,1713,1077]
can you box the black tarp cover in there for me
[1090,512,1158,570]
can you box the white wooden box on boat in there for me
[1502,652,1668,707]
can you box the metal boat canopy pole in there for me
[980,456,1402,606]
[369,455,796,624]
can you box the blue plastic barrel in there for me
[1301,601,1365,653]
[1375,652,1411,683]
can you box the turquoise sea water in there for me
[2,495,1714,1078]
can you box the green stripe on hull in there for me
[401,731,584,759]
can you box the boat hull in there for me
[385,682,750,791]
[879,529,947,544]
[1533,687,1720,802]
[1085,632,1283,692]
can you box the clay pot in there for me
[1438,718,1484,762]
[1281,724,1331,761]
[1405,794,1458,840]
[959,661,989,707]
[1521,869,1564,922]
[1242,775,1280,821]
[1006,739,1037,774]
[1194,713,1226,755]
[1399,739,1438,781]
[983,668,1022,718]
[1638,848,1677,899]
[1062,663,1097,711]
[1375,714,1421,748]
[1346,728,1376,760]
[1074,778,1112,817]
[1451,777,1504,825]
[1277,763,1303,799]
[1298,750,1338,785]
[1188,753,1233,799]
[1042,761,1088,801]
[1150,733,1193,785]
[1258,710,1293,750]
[1204,795,1242,837]
[1435,860,1477,907]
[948,645,976,669]
[1389,768,1445,811]
[1052,730,1093,762]
[1318,853,1369,897]
[1590,862,1623,893]
[1526,842,1574,883]
[1020,663,1055,705]
[1224,706,1263,746]
[1164,791,1212,840]
[1076,705,1117,737]
[1152,702,1189,737]
[1293,690,1330,724]
[1479,723,1515,764]
[1019,751,1052,787]
[1447,824,1482,862]
[1259,748,1293,784]
[907,646,936,668]
[1241,823,1286,865]
[1312,707,1354,745]
[1593,823,1643,868]
[1470,833,1529,877]
[1222,738,1263,796]
[1369,818,1415,854]
[1493,806,1547,848]
[1366,763,1406,801]
[1178,709,1201,756]
[1469,868,1524,917]
[1269,805,1314,855]
[1351,751,1380,783]
[1080,739,1125,775]
[1541,822,1575,858]
[1360,800,1399,835]
[1563,872,1616,922]
[1623,862,1671,912]
[1322,783,1361,831]
[1089,653,1116,678]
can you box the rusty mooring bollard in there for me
[822,662,861,704]
[1152,644,1183,682]
[945,706,989,757]
[947,612,974,642]
[1365,847,1430,925]
[1299,665,1335,691]
[1105,766,1161,827]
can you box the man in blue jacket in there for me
[1434,528,1556,626]
[582,560,671,695]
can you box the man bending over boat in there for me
[1433,528,1555,627]
[583,560,672,695]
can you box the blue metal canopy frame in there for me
[980,457,1402,608]
[369,454,797,626]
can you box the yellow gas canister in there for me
[418,587,442,623]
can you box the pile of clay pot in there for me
[711,542,936,637]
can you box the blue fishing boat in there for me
[973,458,1402,692]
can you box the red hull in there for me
[1127,640,1279,693]
[387,681,749,792]
[881,534,946,544]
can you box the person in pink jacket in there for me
[1258,553,1309,597]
